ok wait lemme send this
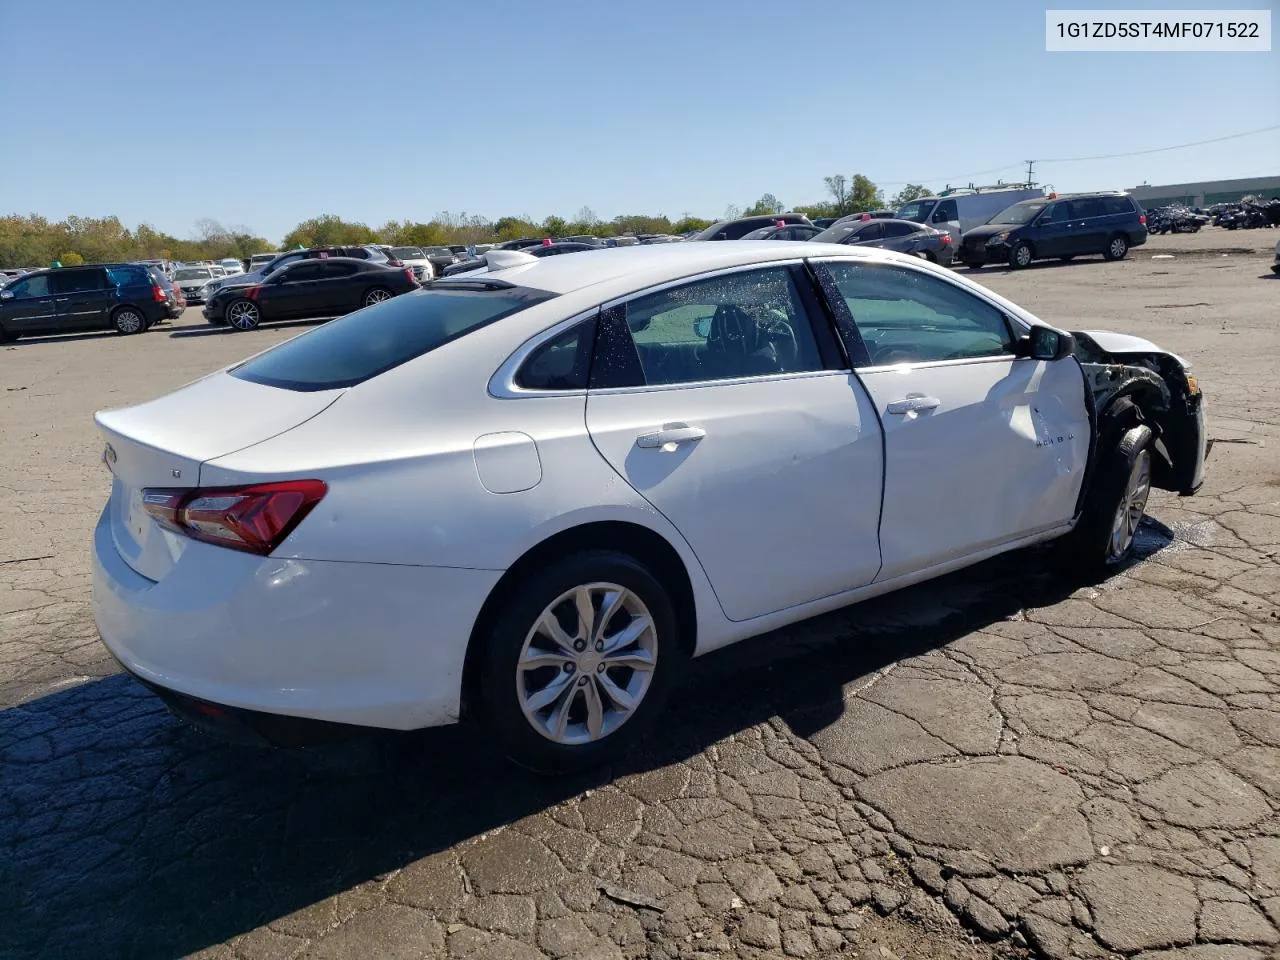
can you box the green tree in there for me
[849,174,885,213]
[890,184,933,208]
[672,215,712,234]
[58,251,85,266]
[743,193,784,216]
[542,215,568,237]
[280,214,377,249]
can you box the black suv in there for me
[0,263,180,341]
[961,192,1148,270]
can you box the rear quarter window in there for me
[230,285,558,391]
[106,265,150,286]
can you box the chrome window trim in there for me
[488,307,600,399]
[588,368,853,398]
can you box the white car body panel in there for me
[1078,329,1189,368]
[91,242,1188,733]
[586,372,883,621]
[857,356,1090,580]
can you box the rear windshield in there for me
[230,285,558,391]
[393,246,425,259]
[175,268,212,280]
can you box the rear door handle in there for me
[636,423,706,448]
[886,395,940,415]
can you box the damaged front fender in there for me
[1071,331,1206,495]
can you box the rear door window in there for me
[51,269,106,293]
[231,285,558,391]
[852,222,884,243]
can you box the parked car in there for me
[439,242,597,277]
[421,246,460,274]
[960,192,1148,270]
[144,264,185,322]
[691,213,812,241]
[173,265,224,303]
[496,238,550,251]
[92,242,1205,771]
[740,223,824,241]
[811,218,840,229]
[204,246,391,297]
[0,263,179,340]
[219,258,245,276]
[202,257,419,330]
[248,252,278,272]
[897,188,1046,246]
[391,246,436,283]
[810,218,954,265]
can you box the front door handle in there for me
[636,423,706,449]
[886,395,940,415]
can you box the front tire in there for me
[226,299,261,331]
[1009,241,1034,269]
[474,551,684,773]
[1104,234,1129,261]
[1060,405,1153,574]
[112,307,146,335]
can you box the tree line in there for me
[1,174,936,268]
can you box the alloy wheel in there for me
[1107,448,1151,562]
[227,301,260,330]
[364,288,392,307]
[516,582,658,745]
[1014,244,1032,267]
[114,310,143,334]
[1109,238,1127,258]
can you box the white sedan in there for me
[92,243,1207,770]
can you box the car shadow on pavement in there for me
[0,526,1174,960]
[168,319,318,339]
[3,330,123,347]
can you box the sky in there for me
[1,0,1277,243]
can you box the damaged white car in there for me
[91,242,1207,770]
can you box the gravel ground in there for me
[2,229,1278,960]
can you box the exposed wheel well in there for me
[459,521,698,720]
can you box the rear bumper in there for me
[92,505,502,732]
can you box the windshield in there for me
[230,286,559,391]
[424,247,452,256]
[175,268,212,280]
[989,201,1047,225]
[811,224,861,244]
[393,247,425,259]
[896,200,935,222]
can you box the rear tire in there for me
[111,307,145,335]
[1059,402,1153,576]
[1103,234,1129,261]
[473,551,685,773]
[363,287,393,307]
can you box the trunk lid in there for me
[96,371,342,581]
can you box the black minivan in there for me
[961,192,1148,270]
[0,263,179,341]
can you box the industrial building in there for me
[1126,175,1280,209]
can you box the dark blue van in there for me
[960,192,1148,270]
[0,263,180,341]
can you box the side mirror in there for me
[1016,326,1075,361]
[693,317,712,338]
[0,290,12,300]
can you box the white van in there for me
[897,187,1045,245]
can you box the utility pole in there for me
[1024,160,1037,188]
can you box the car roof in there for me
[433,241,910,298]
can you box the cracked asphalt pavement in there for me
[3,233,1279,960]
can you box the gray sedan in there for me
[810,218,955,266]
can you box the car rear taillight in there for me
[152,284,166,302]
[404,268,417,285]
[941,234,953,245]
[1139,214,1147,225]
[142,480,327,555]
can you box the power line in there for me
[874,124,1280,190]
[1038,124,1280,163]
